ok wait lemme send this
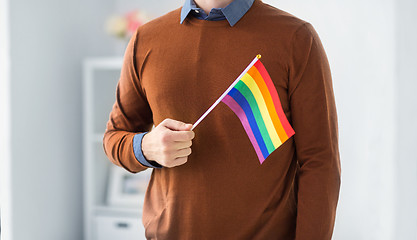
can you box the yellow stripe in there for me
[248,66,289,142]
[241,73,282,148]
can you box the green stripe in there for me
[235,81,275,153]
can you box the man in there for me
[103,0,341,239]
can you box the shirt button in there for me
[194,10,200,13]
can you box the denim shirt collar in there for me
[180,0,255,26]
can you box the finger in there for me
[160,118,192,131]
[160,130,194,144]
[172,140,192,150]
[174,147,192,158]
[170,130,195,142]
[172,157,188,167]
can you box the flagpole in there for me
[191,54,262,130]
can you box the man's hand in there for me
[142,118,195,168]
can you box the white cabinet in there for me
[83,58,149,240]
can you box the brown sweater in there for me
[103,0,341,239]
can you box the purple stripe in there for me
[222,95,265,163]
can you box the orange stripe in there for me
[254,61,294,138]
[247,66,289,142]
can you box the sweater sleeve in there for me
[288,23,341,239]
[103,30,154,173]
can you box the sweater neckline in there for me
[184,16,231,28]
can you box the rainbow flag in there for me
[192,55,295,163]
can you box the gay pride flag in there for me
[192,55,295,163]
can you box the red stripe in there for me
[254,61,295,137]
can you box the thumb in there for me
[160,118,193,131]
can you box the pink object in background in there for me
[105,10,152,40]
[126,11,144,36]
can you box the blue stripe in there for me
[228,88,269,159]
[235,81,275,153]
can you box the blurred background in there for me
[1,0,416,239]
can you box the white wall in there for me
[396,0,417,239]
[8,0,127,239]
[114,0,182,14]
[0,0,12,238]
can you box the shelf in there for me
[83,58,123,70]
[84,57,148,240]
[94,204,141,217]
